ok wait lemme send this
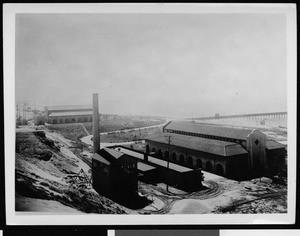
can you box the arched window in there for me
[156,149,163,158]
[206,161,213,172]
[78,118,82,122]
[164,151,169,160]
[216,164,224,175]
[171,153,177,161]
[53,119,57,124]
[196,159,202,168]
[187,156,193,166]
[71,118,76,123]
[179,154,185,164]
[65,119,69,123]
[151,147,156,153]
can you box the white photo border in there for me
[4,3,297,225]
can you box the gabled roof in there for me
[92,153,111,165]
[48,111,93,117]
[164,121,254,141]
[102,147,124,159]
[146,133,248,157]
[94,148,137,165]
[46,105,92,111]
[97,148,124,163]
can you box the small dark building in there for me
[92,147,138,202]
[114,147,204,192]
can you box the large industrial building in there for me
[145,121,286,180]
[44,105,93,124]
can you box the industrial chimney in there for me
[93,93,100,153]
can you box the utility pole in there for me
[24,101,28,120]
[16,105,19,119]
[166,135,171,192]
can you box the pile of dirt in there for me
[15,130,127,214]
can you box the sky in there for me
[15,13,287,118]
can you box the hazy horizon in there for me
[16,13,287,118]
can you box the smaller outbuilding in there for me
[92,148,138,202]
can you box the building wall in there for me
[92,159,112,198]
[226,154,249,180]
[47,115,92,124]
[110,156,138,201]
[146,128,284,180]
[266,148,286,176]
[246,130,267,177]
[145,139,232,178]
[92,156,138,202]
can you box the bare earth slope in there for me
[15,130,128,214]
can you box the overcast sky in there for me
[15,13,287,118]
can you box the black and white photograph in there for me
[3,3,296,225]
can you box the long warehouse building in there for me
[44,105,93,124]
[145,121,286,180]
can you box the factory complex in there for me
[89,93,286,206]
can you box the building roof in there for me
[164,121,254,141]
[92,153,111,165]
[46,105,92,111]
[266,140,286,150]
[146,133,248,157]
[115,147,193,173]
[96,148,123,163]
[94,147,138,165]
[48,111,93,117]
[137,162,156,172]
[102,147,124,159]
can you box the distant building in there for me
[33,115,45,126]
[145,121,286,180]
[44,105,93,124]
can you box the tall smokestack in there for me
[93,93,100,153]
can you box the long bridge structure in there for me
[190,111,287,123]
